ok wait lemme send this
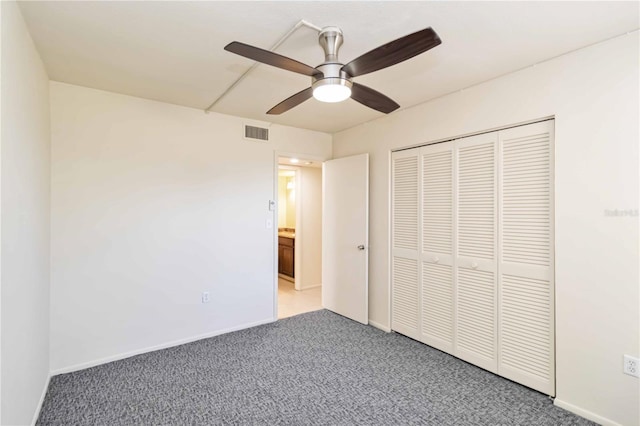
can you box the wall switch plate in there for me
[623,355,639,377]
[201,292,210,304]
[266,218,273,229]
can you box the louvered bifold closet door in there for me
[455,133,499,373]
[420,143,455,353]
[498,121,555,395]
[391,149,421,340]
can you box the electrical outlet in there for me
[201,291,210,304]
[623,355,639,378]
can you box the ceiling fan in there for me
[224,26,441,115]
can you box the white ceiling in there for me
[19,1,639,133]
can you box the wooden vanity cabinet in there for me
[278,236,294,278]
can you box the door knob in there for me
[433,257,440,263]
[471,262,478,269]
[357,245,365,250]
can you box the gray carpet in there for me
[38,310,593,425]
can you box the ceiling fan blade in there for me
[350,83,400,114]
[342,27,441,77]
[267,87,314,115]
[225,42,322,77]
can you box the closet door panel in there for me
[420,143,454,352]
[393,256,419,337]
[391,150,421,340]
[421,263,453,349]
[457,267,496,362]
[455,133,498,373]
[498,121,555,395]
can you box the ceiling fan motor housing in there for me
[313,27,353,93]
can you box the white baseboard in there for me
[297,284,321,291]
[554,398,621,426]
[369,319,391,333]
[31,373,51,426]
[51,317,275,376]
[278,273,294,282]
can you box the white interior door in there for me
[322,154,369,324]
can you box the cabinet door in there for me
[391,149,420,340]
[455,132,498,373]
[281,246,294,277]
[420,142,455,353]
[498,120,555,395]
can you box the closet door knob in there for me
[357,245,365,250]
[433,257,440,263]
[471,262,478,269]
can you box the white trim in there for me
[51,318,275,375]
[386,149,393,335]
[278,273,295,282]
[31,373,51,426]
[272,151,279,321]
[553,398,622,426]
[391,116,554,154]
[277,152,326,166]
[294,168,303,290]
[297,283,321,290]
[364,154,370,324]
[369,320,391,333]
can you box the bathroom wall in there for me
[278,173,296,229]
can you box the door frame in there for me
[277,164,301,288]
[273,151,326,320]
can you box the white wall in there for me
[1,2,51,424]
[49,82,331,372]
[333,33,639,426]
[297,167,322,290]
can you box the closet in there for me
[391,120,555,395]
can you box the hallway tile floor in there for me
[277,278,322,319]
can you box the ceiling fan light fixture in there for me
[312,78,352,103]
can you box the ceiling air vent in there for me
[244,124,269,142]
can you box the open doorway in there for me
[277,156,322,319]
